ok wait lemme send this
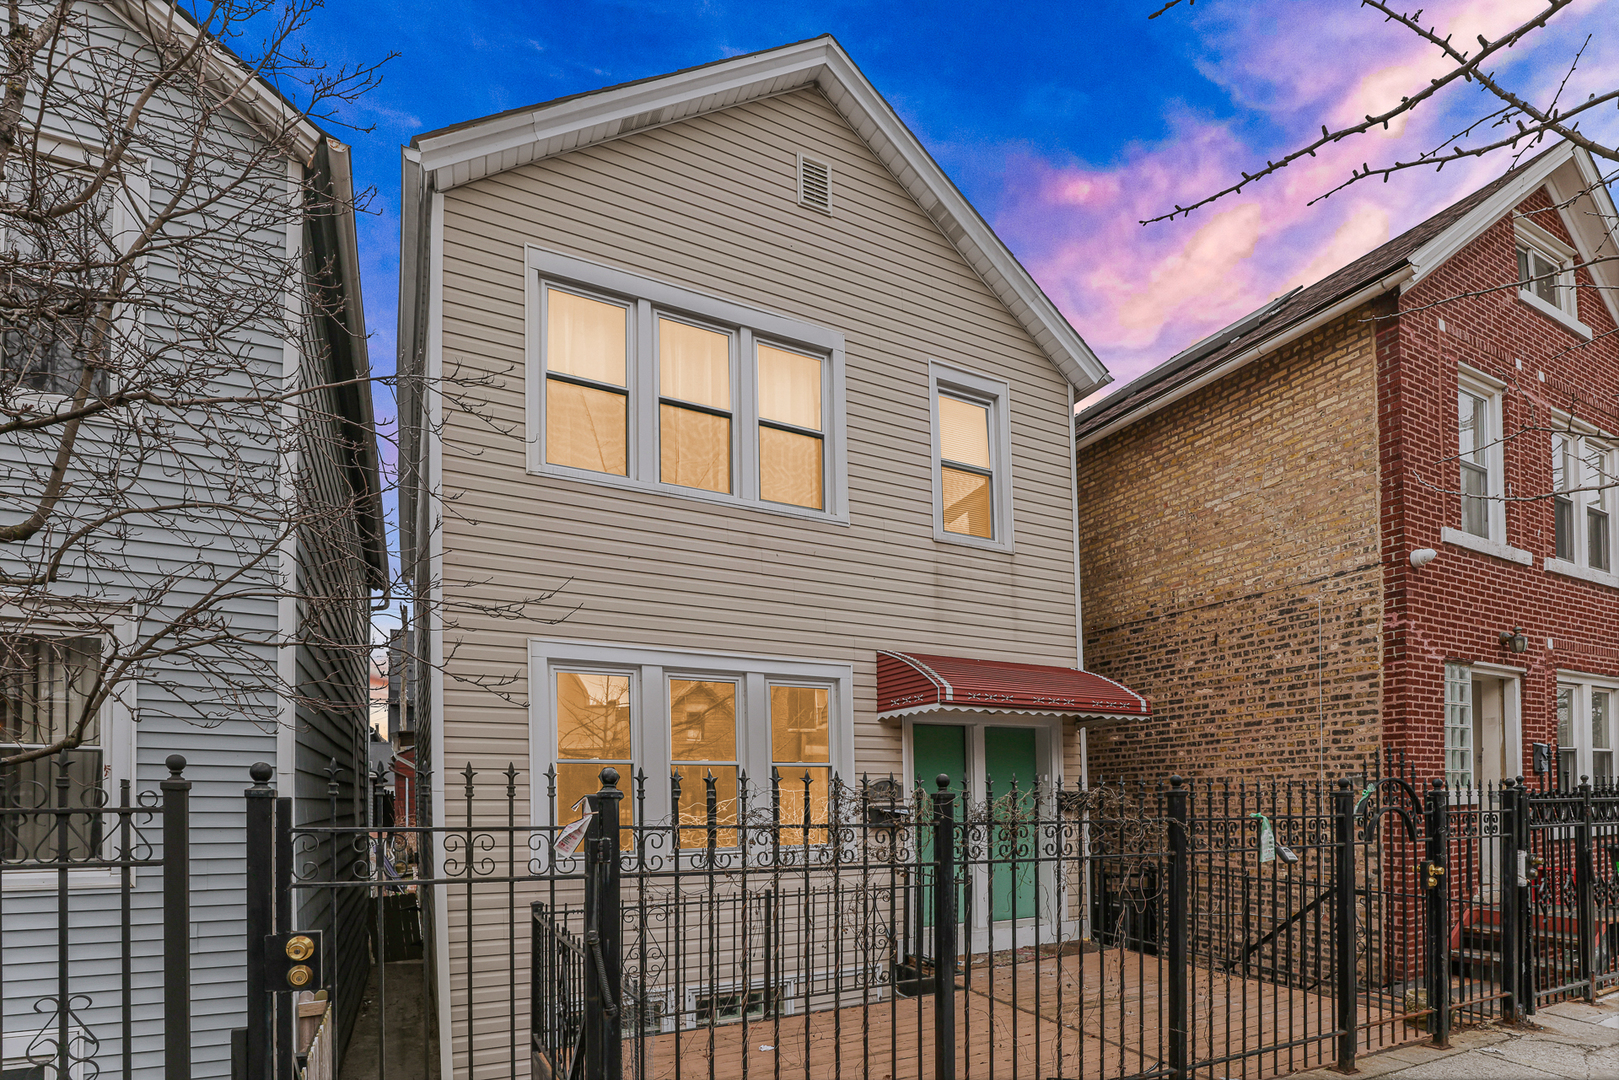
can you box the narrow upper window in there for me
[1513,218,1586,333]
[1517,241,1567,310]
[939,394,994,539]
[1457,387,1492,539]
[770,684,831,844]
[1444,662,1473,788]
[544,288,630,476]
[657,318,732,493]
[670,678,739,847]
[1547,424,1615,576]
[757,344,824,510]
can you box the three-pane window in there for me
[534,259,840,519]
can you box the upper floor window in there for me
[1457,376,1503,541]
[528,248,847,522]
[930,361,1013,551]
[1552,428,1614,574]
[1513,217,1590,337]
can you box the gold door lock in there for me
[1424,861,1446,890]
[285,935,315,962]
[264,930,324,993]
[288,965,313,987]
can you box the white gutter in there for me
[1074,264,1417,452]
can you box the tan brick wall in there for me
[1076,303,1387,780]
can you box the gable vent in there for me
[797,154,831,214]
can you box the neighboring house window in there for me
[1548,425,1615,576]
[930,361,1013,550]
[1444,662,1473,788]
[0,636,102,860]
[528,248,846,521]
[1456,372,1504,542]
[1556,676,1618,788]
[543,286,630,476]
[533,640,853,844]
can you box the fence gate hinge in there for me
[584,929,618,1015]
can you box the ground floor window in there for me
[531,640,853,842]
[1444,663,1474,788]
[1556,675,1616,789]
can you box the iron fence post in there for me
[1334,778,1357,1074]
[1579,778,1596,1003]
[1167,776,1188,1080]
[1425,779,1449,1047]
[1519,779,1536,1018]
[244,763,276,1080]
[1500,780,1521,1020]
[932,775,957,1080]
[584,768,624,1080]
[275,795,294,1080]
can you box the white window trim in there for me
[2,614,137,892]
[1441,527,1533,565]
[527,637,855,831]
[1545,414,1616,583]
[1556,671,1619,787]
[929,360,1015,552]
[1514,217,1592,339]
[4,1027,91,1078]
[1453,364,1511,548]
[524,246,849,524]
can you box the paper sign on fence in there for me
[554,811,595,855]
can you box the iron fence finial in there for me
[165,754,187,778]
[249,761,273,787]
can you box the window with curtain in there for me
[658,318,732,493]
[939,393,994,539]
[1444,662,1473,788]
[0,636,102,860]
[757,344,824,510]
[670,678,739,847]
[770,684,830,845]
[544,287,630,476]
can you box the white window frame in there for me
[1442,366,1531,563]
[1514,217,1592,339]
[528,638,855,834]
[1,615,137,891]
[3,1026,91,1078]
[929,360,1014,552]
[1545,415,1618,587]
[524,246,849,523]
[1556,672,1619,789]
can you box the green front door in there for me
[913,724,967,929]
[984,727,1038,920]
[913,723,1040,923]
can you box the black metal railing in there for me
[0,752,192,1079]
[240,757,1619,1080]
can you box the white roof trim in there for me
[411,37,1108,393]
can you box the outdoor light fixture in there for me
[1500,627,1529,653]
[1409,548,1437,569]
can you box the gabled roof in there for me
[1074,142,1619,448]
[404,35,1109,393]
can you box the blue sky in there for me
[287,0,1619,620]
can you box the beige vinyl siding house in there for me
[397,36,1146,1077]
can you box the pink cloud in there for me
[1001,0,1617,397]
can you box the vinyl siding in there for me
[429,87,1082,1077]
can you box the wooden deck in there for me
[628,951,1426,1079]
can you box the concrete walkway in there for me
[1294,998,1619,1079]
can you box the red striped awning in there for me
[877,651,1150,720]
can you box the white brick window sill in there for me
[1518,289,1592,340]
[1545,556,1619,589]
[1441,527,1533,566]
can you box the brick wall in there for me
[1076,305,1388,780]
[1381,186,1619,782]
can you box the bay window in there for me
[528,247,846,521]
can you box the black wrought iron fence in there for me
[0,752,192,1079]
[241,758,1619,1080]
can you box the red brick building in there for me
[1073,143,1619,786]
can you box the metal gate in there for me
[0,752,193,1078]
